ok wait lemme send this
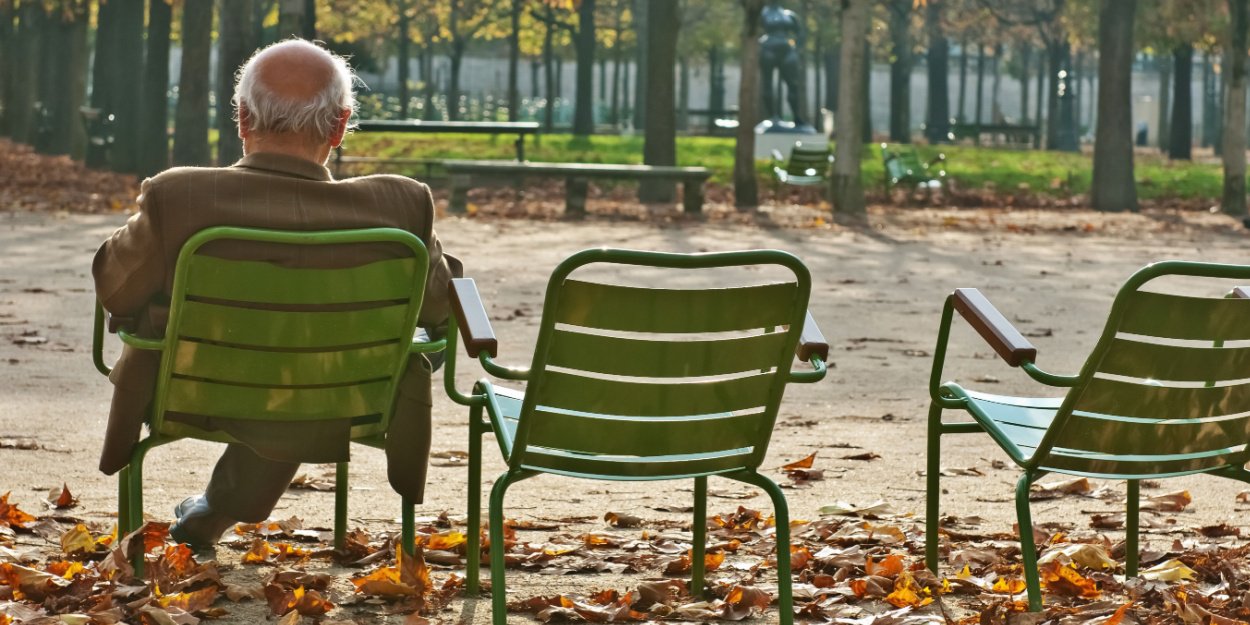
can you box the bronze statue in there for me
[758,1,812,133]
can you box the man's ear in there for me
[329,109,351,148]
[237,105,251,140]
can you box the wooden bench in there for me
[443,160,713,215]
[333,120,540,177]
[950,122,1040,148]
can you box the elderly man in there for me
[93,39,458,549]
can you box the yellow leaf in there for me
[1140,559,1196,582]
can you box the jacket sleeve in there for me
[92,177,166,316]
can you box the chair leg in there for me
[925,402,943,574]
[127,448,148,576]
[401,497,415,556]
[1125,479,1140,577]
[733,472,793,625]
[117,466,131,541]
[334,462,348,551]
[691,476,708,598]
[489,472,516,625]
[1015,472,1042,612]
[466,403,484,595]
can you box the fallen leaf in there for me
[1140,559,1196,581]
[1140,490,1192,512]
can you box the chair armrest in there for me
[951,288,1037,367]
[92,300,111,376]
[450,278,498,358]
[107,313,137,334]
[770,149,785,163]
[796,311,829,362]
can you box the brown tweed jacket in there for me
[92,152,459,502]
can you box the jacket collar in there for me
[234,152,333,182]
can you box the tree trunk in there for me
[138,0,172,176]
[0,4,12,137]
[612,43,623,126]
[1073,51,1083,130]
[573,0,596,135]
[640,0,677,203]
[974,43,985,124]
[1158,55,1171,151]
[174,0,213,166]
[8,4,40,145]
[44,3,88,157]
[398,1,411,119]
[303,0,316,39]
[861,40,871,140]
[734,0,765,209]
[1035,46,1045,143]
[677,58,689,132]
[424,49,438,120]
[812,36,823,119]
[1169,43,1193,160]
[888,0,911,143]
[924,0,950,142]
[1054,41,1078,151]
[1091,0,1137,212]
[542,15,554,131]
[86,0,116,166]
[109,0,145,171]
[217,0,254,166]
[825,48,838,119]
[1223,0,1249,215]
[508,0,520,121]
[1019,45,1031,122]
[278,0,304,38]
[1203,52,1217,148]
[832,0,870,215]
[991,44,1002,122]
[957,38,968,121]
[35,6,57,152]
[448,40,464,121]
[599,57,607,102]
[531,59,540,99]
[632,0,647,130]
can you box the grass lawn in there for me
[339,132,1228,201]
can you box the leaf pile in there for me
[0,139,138,214]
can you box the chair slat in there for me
[1039,444,1249,478]
[554,280,799,332]
[534,370,775,417]
[163,378,392,421]
[1117,291,1250,341]
[519,447,756,480]
[524,409,769,457]
[1073,377,1250,421]
[185,255,418,304]
[545,329,791,377]
[1049,411,1250,458]
[1096,338,1250,382]
[171,341,403,386]
[177,301,410,348]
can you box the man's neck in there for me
[242,135,331,165]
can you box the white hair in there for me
[232,39,361,140]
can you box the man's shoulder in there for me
[336,173,431,194]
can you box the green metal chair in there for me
[881,142,946,193]
[771,141,835,188]
[443,248,829,625]
[92,227,445,571]
[925,261,1250,611]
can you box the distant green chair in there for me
[444,248,829,625]
[771,141,835,188]
[925,261,1250,611]
[881,143,946,194]
[92,227,445,571]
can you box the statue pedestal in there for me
[754,124,824,160]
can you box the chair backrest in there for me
[1037,261,1250,479]
[786,142,832,177]
[150,227,429,442]
[509,249,812,480]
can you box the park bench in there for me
[443,159,713,215]
[950,121,1040,148]
[770,141,834,188]
[881,143,946,192]
[333,120,539,178]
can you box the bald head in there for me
[232,39,358,144]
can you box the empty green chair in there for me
[771,141,835,187]
[881,143,946,192]
[925,261,1250,611]
[92,227,444,569]
[443,248,828,625]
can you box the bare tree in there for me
[831,0,869,215]
[1091,0,1137,212]
[1223,0,1249,215]
[733,0,766,209]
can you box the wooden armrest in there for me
[107,313,136,334]
[951,288,1037,367]
[1231,287,1250,299]
[450,278,498,358]
[796,311,829,362]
